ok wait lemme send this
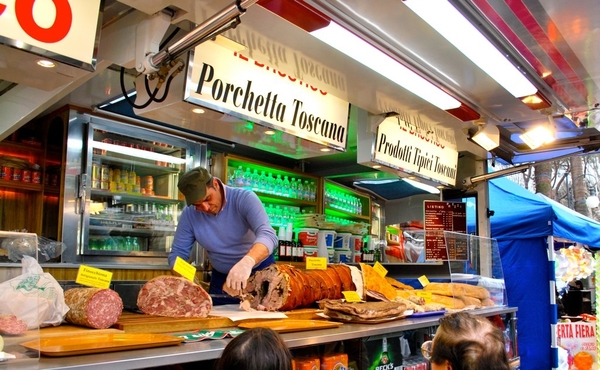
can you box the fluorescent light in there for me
[311,22,461,110]
[519,116,556,149]
[91,140,186,164]
[404,0,537,98]
[471,123,500,151]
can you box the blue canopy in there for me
[488,177,600,370]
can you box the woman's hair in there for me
[431,312,510,370]
[214,328,293,370]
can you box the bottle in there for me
[274,174,283,196]
[267,172,275,194]
[278,225,287,262]
[251,169,260,191]
[297,179,304,200]
[290,177,298,199]
[379,337,391,366]
[234,166,244,187]
[244,167,252,189]
[303,180,310,200]
[259,171,268,193]
[282,175,291,197]
[309,181,316,202]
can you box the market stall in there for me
[487,177,600,370]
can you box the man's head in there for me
[178,167,222,214]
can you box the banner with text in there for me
[0,0,101,66]
[374,116,458,185]
[556,321,597,370]
[186,41,349,150]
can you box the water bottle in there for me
[303,180,310,200]
[309,181,316,202]
[274,174,283,196]
[267,172,275,194]
[282,176,291,197]
[259,171,267,193]
[290,177,298,199]
[296,179,304,200]
[234,166,244,187]
[251,169,260,191]
[244,167,252,189]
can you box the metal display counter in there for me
[13,307,517,370]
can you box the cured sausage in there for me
[224,264,357,311]
[137,276,212,318]
[64,288,123,329]
[0,314,28,335]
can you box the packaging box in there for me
[364,335,404,370]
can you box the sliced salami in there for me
[137,276,212,318]
[0,314,28,335]
[64,288,124,329]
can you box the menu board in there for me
[424,201,467,260]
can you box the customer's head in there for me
[215,327,293,370]
[421,312,510,370]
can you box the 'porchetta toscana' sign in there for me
[185,41,349,151]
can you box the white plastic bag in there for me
[0,256,69,329]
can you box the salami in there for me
[64,288,124,329]
[0,314,28,335]
[137,276,212,318]
[224,264,357,311]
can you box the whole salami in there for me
[137,276,212,318]
[64,288,123,329]
[0,314,28,335]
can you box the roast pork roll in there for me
[137,275,212,318]
[224,263,357,311]
[64,287,123,329]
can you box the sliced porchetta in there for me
[223,263,358,311]
[137,275,212,318]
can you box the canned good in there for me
[101,165,109,182]
[143,176,154,191]
[100,181,109,190]
[32,170,41,184]
[92,179,101,189]
[1,166,13,180]
[12,168,22,181]
[22,169,31,183]
[92,161,101,181]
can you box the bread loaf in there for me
[423,282,490,300]
[430,293,466,309]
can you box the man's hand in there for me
[226,255,256,291]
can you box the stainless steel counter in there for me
[11,307,517,370]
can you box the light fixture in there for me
[320,147,332,152]
[311,22,461,111]
[36,59,55,68]
[519,115,556,149]
[91,140,186,164]
[471,122,500,151]
[372,164,382,169]
[212,35,247,52]
[264,130,276,135]
[191,108,205,114]
[403,0,537,99]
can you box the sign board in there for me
[0,0,101,68]
[556,321,597,370]
[424,201,467,260]
[186,41,349,150]
[373,116,458,185]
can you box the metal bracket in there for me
[135,11,173,74]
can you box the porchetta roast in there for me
[223,264,359,311]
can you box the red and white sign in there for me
[557,321,597,370]
[186,41,349,150]
[0,0,101,65]
[374,116,458,185]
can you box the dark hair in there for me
[431,312,510,370]
[214,328,293,370]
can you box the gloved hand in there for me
[226,255,256,291]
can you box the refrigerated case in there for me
[61,111,206,264]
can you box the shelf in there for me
[93,154,180,174]
[82,248,169,257]
[89,225,176,237]
[90,189,182,205]
[0,140,44,154]
[0,179,43,192]
[258,193,317,207]
[324,206,370,221]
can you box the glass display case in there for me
[61,112,206,264]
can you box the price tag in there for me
[306,257,327,270]
[173,256,197,281]
[418,275,430,287]
[342,291,362,302]
[416,290,432,303]
[76,265,112,289]
[373,261,388,277]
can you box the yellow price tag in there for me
[306,257,327,270]
[76,265,113,289]
[418,275,430,287]
[416,291,432,303]
[373,261,388,277]
[173,256,197,281]
[342,291,362,302]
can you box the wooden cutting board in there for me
[113,309,324,334]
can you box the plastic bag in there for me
[0,256,69,329]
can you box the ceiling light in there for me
[311,22,461,110]
[404,0,537,98]
[519,116,556,149]
[372,164,381,169]
[320,147,332,152]
[91,140,186,164]
[36,59,55,68]
[264,130,276,135]
[212,35,247,52]
[471,122,500,151]
[191,108,205,114]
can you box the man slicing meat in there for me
[168,166,278,305]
